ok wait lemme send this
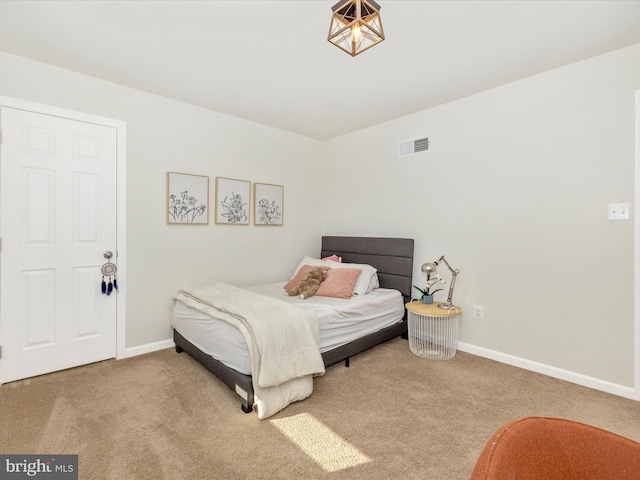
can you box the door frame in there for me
[0,96,127,360]
[635,90,640,400]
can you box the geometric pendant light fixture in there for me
[328,0,385,57]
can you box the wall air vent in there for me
[398,137,429,158]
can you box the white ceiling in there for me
[1,0,640,140]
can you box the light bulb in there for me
[352,23,361,42]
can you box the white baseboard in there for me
[457,341,639,400]
[125,339,175,358]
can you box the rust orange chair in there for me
[470,416,640,480]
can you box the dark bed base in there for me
[174,235,414,413]
[174,321,407,413]
[174,329,255,413]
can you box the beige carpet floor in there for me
[2,337,640,479]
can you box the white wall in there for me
[0,51,325,348]
[323,43,640,387]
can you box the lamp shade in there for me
[328,0,385,57]
[421,262,438,276]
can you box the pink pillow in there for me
[322,254,342,263]
[315,268,361,299]
[283,264,329,290]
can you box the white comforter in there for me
[172,282,326,419]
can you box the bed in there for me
[172,236,414,416]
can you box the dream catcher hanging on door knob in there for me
[101,251,119,296]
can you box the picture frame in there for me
[215,177,251,225]
[166,172,209,225]
[254,183,284,226]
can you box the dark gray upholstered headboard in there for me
[321,236,414,305]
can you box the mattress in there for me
[172,282,404,375]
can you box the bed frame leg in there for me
[241,392,255,414]
[344,357,350,368]
[175,345,184,353]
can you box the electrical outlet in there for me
[473,305,484,320]
[608,203,629,221]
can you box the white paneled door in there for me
[0,106,118,383]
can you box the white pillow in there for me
[289,257,328,280]
[367,273,380,293]
[289,257,378,296]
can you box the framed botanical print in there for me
[215,177,251,225]
[166,172,209,224]
[254,183,283,226]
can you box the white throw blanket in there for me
[172,283,325,419]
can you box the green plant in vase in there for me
[413,272,445,305]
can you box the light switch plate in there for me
[608,203,629,221]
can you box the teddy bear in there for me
[285,266,327,299]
